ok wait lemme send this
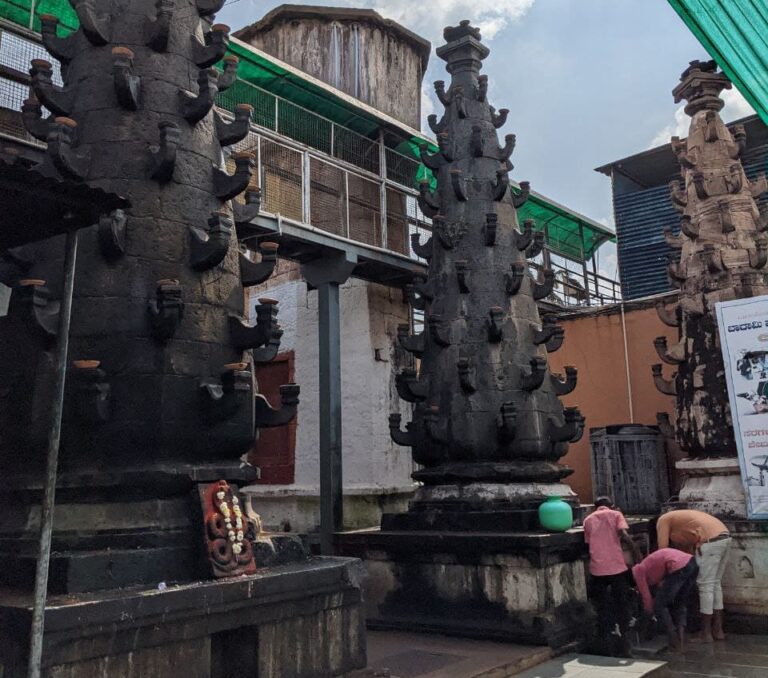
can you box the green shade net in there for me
[0,1,614,259]
[1,0,78,32]
[669,0,768,127]
[514,187,612,260]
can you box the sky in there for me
[216,0,756,279]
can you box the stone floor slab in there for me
[346,630,551,678]
[662,633,768,678]
[512,654,666,678]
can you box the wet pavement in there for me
[346,631,768,677]
[346,630,551,677]
[661,634,768,678]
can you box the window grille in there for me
[347,173,381,247]
[260,138,303,222]
[309,157,346,237]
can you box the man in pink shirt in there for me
[583,497,641,654]
[632,548,698,651]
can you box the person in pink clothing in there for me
[632,548,699,652]
[583,497,641,654]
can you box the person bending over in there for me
[632,547,699,652]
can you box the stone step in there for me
[512,653,667,678]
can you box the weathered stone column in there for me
[653,60,768,630]
[387,21,583,530]
[653,60,768,518]
[0,0,298,592]
[338,22,594,649]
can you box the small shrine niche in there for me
[200,480,256,578]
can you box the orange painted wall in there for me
[548,297,679,502]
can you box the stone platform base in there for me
[242,484,416,533]
[669,456,768,627]
[337,529,592,650]
[721,519,768,625]
[0,557,366,678]
[676,457,747,518]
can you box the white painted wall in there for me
[243,266,416,531]
[0,283,10,316]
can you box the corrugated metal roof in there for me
[669,0,768,126]
[614,185,680,300]
[610,130,768,300]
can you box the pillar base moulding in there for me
[675,456,747,519]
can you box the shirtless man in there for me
[657,509,731,642]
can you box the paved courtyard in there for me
[348,631,768,678]
[661,634,768,678]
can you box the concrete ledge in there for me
[243,485,416,532]
[0,557,366,678]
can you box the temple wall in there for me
[243,262,415,532]
[549,294,680,502]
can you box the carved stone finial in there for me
[443,20,482,43]
[673,59,731,115]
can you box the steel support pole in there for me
[317,281,342,555]
[301,252,357,556]
[27,230,78,678]
[578,223,591,305]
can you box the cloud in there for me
[597,216,614,229]
[721,86,755,121]
[332,0,536,42]
[648,87,756,149]
[595,242,619,282]
[648,105,688,149]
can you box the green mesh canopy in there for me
[514,186,612,260]
[669,0,768,127]
[0,1,614,260]
[2,0,78,31]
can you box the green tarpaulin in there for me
[2,0,78,32]
[669,0,768,127]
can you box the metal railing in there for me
[530,260,622,307]
[216,69,422,188]
[227,126,431,257]
[0,19,431,259]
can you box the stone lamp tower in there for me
[0,0,298,592]
[653,60,768,518]
[340,22,591,650]
[388,20,584,530]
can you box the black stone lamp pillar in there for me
[388,21,583,531]
[0,0,298,592]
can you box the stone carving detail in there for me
[652,61,768,458]
[200,480,256,578]
[391,22,581,522]
[0,0,298,589]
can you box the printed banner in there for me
[716,295,768,519]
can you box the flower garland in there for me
[215,488,245,555]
